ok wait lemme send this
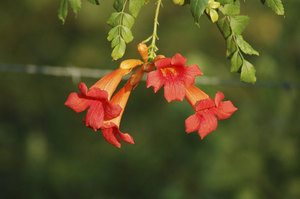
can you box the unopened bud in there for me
[120,59,143,71]
[172,0,185,6]
[137,43,148,62]
[129,68,144,89]
[153,55,166,64]
[142,62,155,72]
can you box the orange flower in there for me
[65,68,130,131]
[101,82,134,148]
[185,85,237,139]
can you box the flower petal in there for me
[102,125,134,148]
[195,98,215,112]
[214,91,225,107]
[155,57,172,69]
[85,101,105,131]
[102,128,121,148]
[78,82,88,95]
[210,9,219,23]
[198,111,218,139]
[120,59,143,70]
[117,130,134,144]
[171,53,186,67]
[211,2,220,9]
[183,64,203,87]
[164,80,185,102]
[86,88,109,101]
[214,101,238,120]
[146,70,164,93]
[65,93,90,113]
[104,102,122,121]
[185,113,201,133]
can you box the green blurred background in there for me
[0,0,299,199]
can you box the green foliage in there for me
[58,0,100,23]
[113,0,126,11]
[216,0,259,83]
[107,0,145,60]
[261,0,285,15]
[241,60,256,83]
[230,15,249,35]
[230,51,243,72]
[217,17,231,38]
[219,0,240,16]
[107,1,135,60]
[69,0,81,14]
[56,0,285,83]
[235,35,259,56]
[190,0,209,24]
[129,0,145,17]
[58,0,68,24]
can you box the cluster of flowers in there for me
[65,43,237,148]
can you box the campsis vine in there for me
[59,0,284,148]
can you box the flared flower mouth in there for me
[99,81,134,148]
[65,82,122,131]
[160,67,180,77]
[185,86,237,139]
[147,53,203,102]
[102,123,134,148]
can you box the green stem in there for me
[147,0,162,62]
[118,0,128,36]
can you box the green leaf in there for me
[123,13,135,28]
[69,0,81,14]
[217,17,231,39]
[218,0,234,5]
[121,26,134,43]
[113,0,126,12]
[241,60,256,83]
[230,15,249,35]
[111,35,122,48]
[129,0,145,17]
[58,0,68,24]
[107,26,119,41]
[87,0,100,5]
[236,35,259,56]
[112,38,126,60]
[107,1,135,60]
[230,51,243,72]
[219,0,240,16]
[107,12,122,27]
[226,35,237,58]
[264,0,284,15]
[190,0,209,23]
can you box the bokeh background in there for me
[0,0,299,199]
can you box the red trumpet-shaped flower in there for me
[65,68,129,131]
[185,85,237,139]
[147,53,203,102]
[101,82,134,148]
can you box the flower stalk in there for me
[143,0,162,62]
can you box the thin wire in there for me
[0,64,299,90]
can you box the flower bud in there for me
[172,0,185,6]
[137,43,148,62]
[153,55,165,64]
[120,59,143,71]
[129,68,144,89]
[142,62,155,72]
